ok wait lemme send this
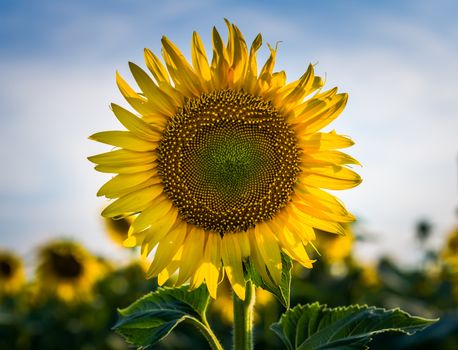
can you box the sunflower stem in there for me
[233,280,255,350]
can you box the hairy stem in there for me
[233,280,256,350]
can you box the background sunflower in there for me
[103,216,132,247]
[0,250,25,296]
[35,241,106,302]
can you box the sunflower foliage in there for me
[245,253,293,308]
[271,303,437,350]
[113,274,437,349]
[113,285,211,348]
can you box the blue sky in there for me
[0,0,457,264]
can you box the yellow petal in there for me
[242,33,262,92]
[140,206,180,258]
[101,184,163,217]
[123,235,137,248]
[131,194,173,233]
[144,48,170,85]
[293,201,354,224]
[204,233,221,298]
[128,62,177,116]
[247,229,273,285]
[291,88,337,119]
[235,232,250,258]
[125,227,147,246]
[277,208,317,242]
[289,203,346,235]
[95,162,156,174]
[116,71,157,115]
[210,26,229,88]
[302,150,361,167]
[176,227,206,285]
[258,43,277,85]
[88,149,156,166]
[161,36,201,96]
[296,93,348,134]
[270,221,313,268]
[221,233,246,300]
[284,65,315,105]
[224,20,248,87]
[191,232,221,291]
[147,222,187,278]
[98,173,161,198]
[111,103,162,140]
[157,246,182,285]
[299,131,355,151]
[294,184,355,222]
[301,165,362,190]
[191,31,212,84]
[254,222,282,284]
[89,131,156,151]
[281,65,323,101]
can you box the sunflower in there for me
[103,216,133,247]
[441,227,458,297]
[36,241,104,302]
[442,227,458,271]
[0,250,25,295]
[315,224,355,264]
[89,21,361,300]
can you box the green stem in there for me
[187,316,224,350]
[233,280,256,350]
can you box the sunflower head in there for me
[315,225,355,264]
[0,250,25,295]
[89,21,361,300]
[442,227,458,258]
[36,241,104,302]
[441,226,458,278]
[103,216,133,247]
[442,227,458,300]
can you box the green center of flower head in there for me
[0,260,13,278]
[50,251,83,279]
[158,89,300,234]
[195,130,267,200]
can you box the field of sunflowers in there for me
[1,218,457,349]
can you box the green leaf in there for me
[113,284,210,347]
[245,253,292,308]
[271,302,438,350]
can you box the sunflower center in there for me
[50,252,83,279]
[157,89,300,234]
[0,261,12,278]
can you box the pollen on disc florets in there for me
[157,89,300,235]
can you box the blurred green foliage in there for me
[1,221,457,349]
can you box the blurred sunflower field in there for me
[1,216,457,349]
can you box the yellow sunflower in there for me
[442,227,458,271]
[315,224,355,264]
[441,226,458,298]
[0,250,25,295]
[36,241,104,302]
[89,21,361,300]
[103,216,133,247]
